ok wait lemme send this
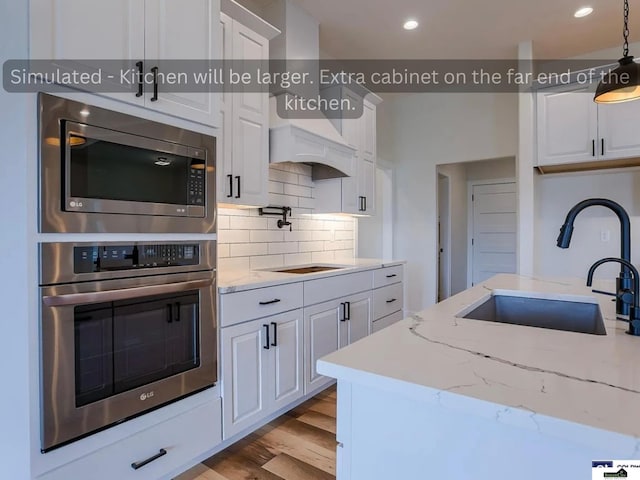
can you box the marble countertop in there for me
[317,274,640,438]
[217,258,405,293]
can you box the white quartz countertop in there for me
[317,274,640,438]
[217,258,405,293]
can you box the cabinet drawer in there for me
[373,265,403,288]
[373,283,403,320]
[372,311,404,333]
[39,397,222,480]
[304,271,373,306]
[220,282,303,327]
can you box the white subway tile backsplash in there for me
[230,216,268,230]
[268,242,298,255]
[218,230,250,244]
[250,230,285,243]
[218,257,251,271]
[250,255,284,270]
[230,243,268,257]
[217,165,355,268]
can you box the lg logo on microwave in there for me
[139,391,155,401]
[69,201,84,208]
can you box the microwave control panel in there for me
[188,162,206,206]
[74,244,200,273]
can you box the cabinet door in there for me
[341,174,360,215]
[218,13,235,203]
[30,0,145,104]
[536,86,598,166]
[221,319,269,439]
[304,300,341,394]
[270,310,304,411]
[230,21,270,207]
[339,292,372,348]
[361,100,376,162]
[342,90,363,151]
[358,159,375,215]
[598,100,640,160]
[144,0,221,126]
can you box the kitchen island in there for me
[317,274,640,479]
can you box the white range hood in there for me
[263,0,356,180]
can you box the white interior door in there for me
[471,182,517,285]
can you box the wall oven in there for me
[39,241,216,452]
[38,93,216,233]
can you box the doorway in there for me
[437,174,451,302]
[467,181,517,286]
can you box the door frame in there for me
[466,178,517,288]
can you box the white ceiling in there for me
[239,0,640,59]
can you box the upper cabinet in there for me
[536,83,640,168]
[315,93,381,215]
[30,0,221,126]
[218,11,278,208]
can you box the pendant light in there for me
[594,0,640,103]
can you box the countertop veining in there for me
[318,274,640,438]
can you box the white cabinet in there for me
[315,95,380,215]
[371,265,404,333]
[30,0,221,126]
[536,84,640,167]
[221,309,303,439]
[303,287,372,394]
[218,13,271,207]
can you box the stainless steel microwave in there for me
[38,93,216,233]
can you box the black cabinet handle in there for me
[340,302,347,322]
[271,322,278,347]
[135,61,144,97]
[592,139,595,157]
[263,324,270,350]
[363,197,367,212]
[235,176,241,199]
[346,301,351,320]
[166,304,173,323]
[386,298,397,304]
[150,66,159,102]
[259,299,281,306]
[174,302,181,322]
[601,138,605,156]
[386,274,397,278]
[131,448,167,470]
[227,174,233,198]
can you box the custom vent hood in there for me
[263,0,356,180]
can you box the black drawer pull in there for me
[131,448,167,470]
[227,174,233,198]
[386,299,397,304]
[340,302,347,322]
[235,176,241,199]
[386,274,397,278]
[263,324,270,349]
[271,322,278,347]
[150,66,159,102]
[135,61,144,97]
[259,299,281,306]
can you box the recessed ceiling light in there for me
[574,7,593,18]
[403,19,419,30]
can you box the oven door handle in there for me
[42,278,213,307]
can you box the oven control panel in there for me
[74,244,200,273]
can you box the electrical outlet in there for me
[601,230,611,242]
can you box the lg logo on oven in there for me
[139,391,155,401]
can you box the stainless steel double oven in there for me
[38,94,218,452]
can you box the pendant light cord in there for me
[624,0,630,57]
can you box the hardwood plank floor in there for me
[175,386,337,480]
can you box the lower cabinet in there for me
[221,309,303,439]
[304,291,372,394]
[37,397,222,480]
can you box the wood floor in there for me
[176,387,337,480]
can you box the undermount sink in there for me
[458,290,606,335]
[270,265,346,274]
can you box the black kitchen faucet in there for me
[557,198,633,317]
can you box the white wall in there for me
[534,169,640,281]
[218,163,355,270]
[0,1,32,477]
[382,93,518,312]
